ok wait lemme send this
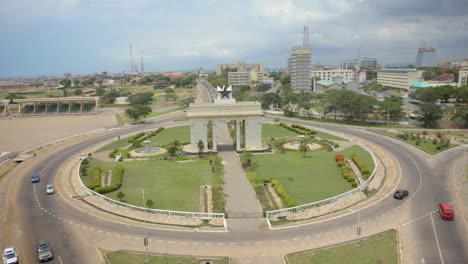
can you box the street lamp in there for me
[142,188,149,263]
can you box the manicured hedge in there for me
[279,123,317,136]
[335,154,345,162]
[271,179,297,208]
[86,167,101,190]
[352,154,371,179]
[94,164,125,194]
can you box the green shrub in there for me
[177,155,189,161]
[342,172,351,178]
[422,131,427,135]
[347,176,355,182]
[109,149,118,158]
[271,179,297,207]
[81,159,90,166]
[340,167,351,173]
[337,161,346,167]
[351,182,358,187]
[128,132,146,143]
[86,167,101,190]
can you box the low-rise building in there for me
[228,70,272,87]
[217,62,264,76]
[312,69,355,81]
[314,76,359,94]
[377,68,423,91]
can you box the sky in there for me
[1,0,467,77]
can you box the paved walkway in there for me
[214,123,265,228]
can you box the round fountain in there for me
[130,140,167,157]
[283,142,322,151]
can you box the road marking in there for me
[430,213,445,264]
[58,256,63,264]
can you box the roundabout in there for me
[1,82,467,264]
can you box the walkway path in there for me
[214,122,266,229]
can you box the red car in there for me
[438,203,454,221]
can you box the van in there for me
[438,203,454,220]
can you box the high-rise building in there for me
[288,26,312,93]
[415,47,437,67]
[459,68,468,87]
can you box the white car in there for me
[46,184,55,194]
[3,247,18,264]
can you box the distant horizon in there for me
[1,1,467,78]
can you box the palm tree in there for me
[298,139,310,157]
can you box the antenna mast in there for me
[303,25,309,49]
[141,50,144,74]
[129,44,134,74]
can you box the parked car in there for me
[31,173,40,183]
[46,184,55,194]
[393,189,409,199]
[3,247,19,264]
[438,203,455,220]
[37,240,53,262]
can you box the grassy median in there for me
[286,230,398,264]
[105,251,229,264]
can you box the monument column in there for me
[236,119,241,151]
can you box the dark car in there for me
[394,189,409,199]
[31,173,40,183]
[37,240,53,262]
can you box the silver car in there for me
[37,240,53,262]
[46,184,55,194]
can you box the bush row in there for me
[335,154,344,162]
[334,155,358,188]
[271,179,297,207]
[352,154,371,178]
[279,123,317,136]
[94,164,125,194]
[86,167,101,190]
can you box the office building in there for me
[216,62,264,76]
[341,58,377,69]
[228,70,272,87]
[377,68,423,90]
[312,69,354,81]
[289,47,312,92]
[415,47,437,67]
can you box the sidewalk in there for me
[214,123,265,227]
[454,153,468,236]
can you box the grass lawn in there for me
[116,109,175,124]
[147,125,190,146]
[96,126,191,153]
[262,123,298,138]
[253,149,352,204]
[262,123,346,141]
[106,251,229,264]
[85,158,213,211]
[340,145,375,172]
[286,230,398,264]
[375,130,456,155]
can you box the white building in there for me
[312,69,354,81]
[377,68,423,91]
[459,68,468,87]
[217,62,264,76]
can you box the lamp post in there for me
[142,188,148,263]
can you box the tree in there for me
[435,85,456,103]
[167,140,181,157]
[457,85,468,102]
[146,199,154,208]
[351,94,377,122]
[416,87,439,103]
[197,140,205,158]
[256,83,271,92]
[281,76,291,85]
[452,105,468,128]
[239,151,254,168]
[260,93,281,109]
[100,90,120,104]
[125,105,152,121]
[366,70,377,80]
[117,191,125,202]
[74,89,83,96]
[96,86,105,96]
[164,88,177,101]
[72,79,81,87]
[128,92,153,105]
[380,96,404,121]
[419,103,443,128]
[60,79,72,97]
[298,138,310,157]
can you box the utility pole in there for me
[142,188,148,263]
[357,202,361,244]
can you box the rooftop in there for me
[378,68,417,72]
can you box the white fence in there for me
[265,142,378,218]
[77,138,225,220]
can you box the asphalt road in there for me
[1,85,467,263]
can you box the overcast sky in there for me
[1,0,467,77]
